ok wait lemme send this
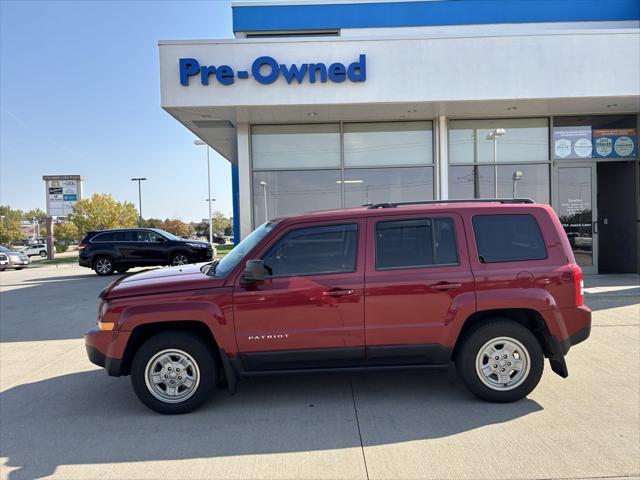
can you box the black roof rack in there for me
[365,198,534,209]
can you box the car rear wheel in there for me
[131,331,217,414]
[456,319,543,403]
[39,251,47,257]
[170,253,190,266]
[93,256,115,276]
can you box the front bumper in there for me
[85,326,124,376]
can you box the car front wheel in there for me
[93,256,115,276]
[456,319,543,403]
[131,331,217,414]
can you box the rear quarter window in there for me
[472,214,547,263]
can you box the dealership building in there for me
[159,0,640,274]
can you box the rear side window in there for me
[263,224,358,277]
[473,214,547,263]
[376,217,458,269]
[92,231,132,242]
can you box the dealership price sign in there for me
[43,175,84,217]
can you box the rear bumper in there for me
[78,255,91,268]
[558,305,592,355]
[85,327,123,376]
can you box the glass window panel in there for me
[449,165,494,199]
[343,167,433,207]
[263,224,358,277]
[376,219,434,269]
[449,164,549,203]
[557,167,593,267]
[472,215,547,263]
[497,164,549,204]
[252,124,340,169]
[253,170,342,226]
[344,121,433,167]
[449,118,549,163]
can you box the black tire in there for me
[456,319,544,403]
[39,251,47,257]
[93,256,115,276]
[170,252,190,266]
[131,331,217,414]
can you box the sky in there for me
[1,0,237,222]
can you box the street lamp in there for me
[487,128,506,197]
[130,178,147,227]
[194,139,213,245]
[512,170,523,197]
[259,181,269,222]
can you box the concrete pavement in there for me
[1,264,638,480]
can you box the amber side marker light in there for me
[98,321,114,331]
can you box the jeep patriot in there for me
[85,199,591,414]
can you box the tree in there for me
[23,208,46,222]
[69,193,138,235]
[55,222,80,244]
[0,205,25,245]
[211,211,230,235]
[143,218,163,229]
[159,219,193,237]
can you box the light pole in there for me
[260,181,268,222]
[130,178,147,227]
[487,128,506,197]
[512,170,523,198]
[194,139,213,245]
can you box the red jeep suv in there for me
[85,199,591,414]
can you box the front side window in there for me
[263,224,358,277]
[376,217,458,270]
[473,214,547,263]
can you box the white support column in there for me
[236,122,252,240]
[438,115,449,200]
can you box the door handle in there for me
[431,282,462,291]
[593,221,598,234]
[322,288,355,297]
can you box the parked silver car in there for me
[0,245,30,270]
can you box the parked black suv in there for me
[78,228,215,276]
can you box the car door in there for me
[233,219,366,371]
[364,212,475,364]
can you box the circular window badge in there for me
[555,139,572,158]
[614,136,634,157]
[574,137,593,158]
[595,137,613,157]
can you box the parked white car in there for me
[24,243,48,257]
[0,246,30,270]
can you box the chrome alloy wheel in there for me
[172,254,189,266]
[144,349,200,403]
[95,258,112,275]
[475,337,531,391]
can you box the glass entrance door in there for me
[553,163,598,274]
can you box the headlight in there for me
[98,300,109,320]
[186,242,206,248]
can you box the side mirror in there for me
[241,259,266,284]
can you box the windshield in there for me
[214,221,278,277]
[0,246,11,252]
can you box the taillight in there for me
[570,264,584,306]
[78,242,87,250]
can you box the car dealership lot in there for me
[1,265,638,480]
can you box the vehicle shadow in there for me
[0,368,542,480]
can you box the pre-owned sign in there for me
[179,55,367,86]
[593,129,637,158]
